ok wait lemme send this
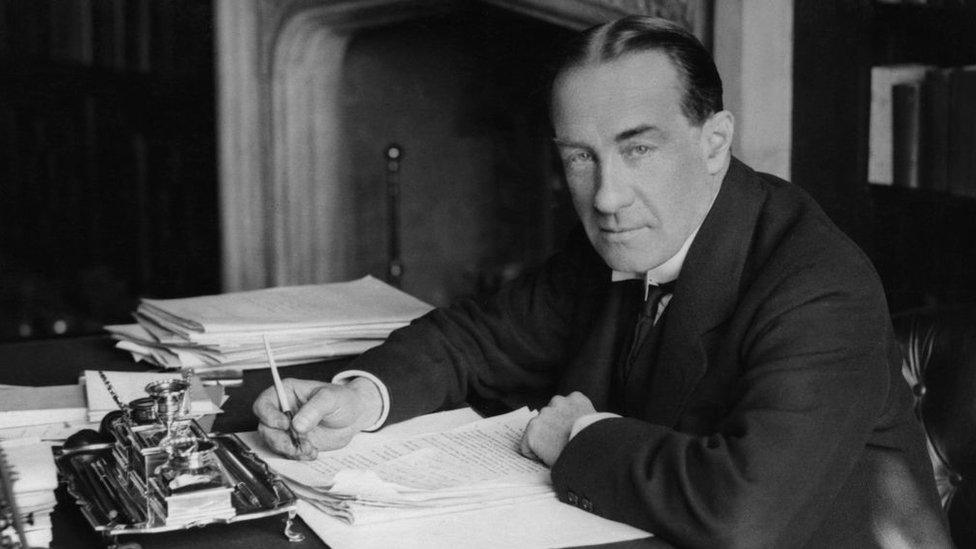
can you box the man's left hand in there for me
[519,391,596,467]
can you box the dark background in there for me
[0,0,219,341]
[1,0,976,343]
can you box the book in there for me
[870,64,932,185]
[892,81,923,188]
[947,65,976,198]
[920,68,952,192]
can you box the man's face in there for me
[552,51,723,273]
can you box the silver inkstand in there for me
[56,371,303,548]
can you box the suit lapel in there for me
[559,280,642,412]
[641,157,766,426]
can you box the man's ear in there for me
[700,110,734,175]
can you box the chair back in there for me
[894,307,976,547]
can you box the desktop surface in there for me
[0,336,668,549]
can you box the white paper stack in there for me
[1,438,58,548]
[106,276,433,372]
[239,409,653,549]
[0,385,88,431]
[265,408,554,525]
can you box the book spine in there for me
[893,81,923,189]
[869,64,931,185]
[920,68,950,192]
[947,66,976,198]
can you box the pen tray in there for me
[56,432,298,537]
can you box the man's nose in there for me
[593,157,634,214]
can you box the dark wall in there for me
[0,0,218,341]
[791,0,873,252]
[341,6,576,306]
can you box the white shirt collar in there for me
[609,221,703,288]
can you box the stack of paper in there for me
[243,408,652,549]
[266,408,553,525]
[106,276,433,372]
[1,438,59,548]
[0,385,88,431]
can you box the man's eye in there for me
[563,151,596,171]
[564,151,594,167]
[624,144,654,159]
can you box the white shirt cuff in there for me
[570,412,621,439]
[331,370,390,432]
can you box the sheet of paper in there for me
[238,408,652,548]
[113,330,382,371]
[139,275,433,333]
[295,495,651,549]
[271,407,546,491]
[0,420,100,442]
[238,408,482,460]
[264,408,550,525]
[0,438,58,494]
[0,385,88,429]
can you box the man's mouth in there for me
[599,224,643,233]
[598,225,645,240]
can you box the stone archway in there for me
[215,0,711,291]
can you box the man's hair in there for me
[556,16,723,126]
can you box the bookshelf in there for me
[864,1,976,311]
[0,1,219,341]
[870,1,976,195]
[789,1,976,313]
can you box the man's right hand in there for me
[252,377,383,460]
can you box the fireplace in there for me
[215,0,711,305]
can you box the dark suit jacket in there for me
[349,158,951,548]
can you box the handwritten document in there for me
[267,408,551,524]
[244,407,652,548]
[306,408,545,490]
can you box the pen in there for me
[76,458,119,523]
[262,334,305,450]
[214,440,278,508]
[93,458,143,524]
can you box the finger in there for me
[519,419,540,461]
[547,394,565,407]
[293,437,319,461]
[305,425,357,452]
[284,378,336,405]
[292,384,359,432]
[567,391,592,406]
[258,423,302,458]
[252,386,291,429]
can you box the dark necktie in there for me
[624,280,676,375]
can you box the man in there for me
[254,16,951,548]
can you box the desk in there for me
[0,336,668,549]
